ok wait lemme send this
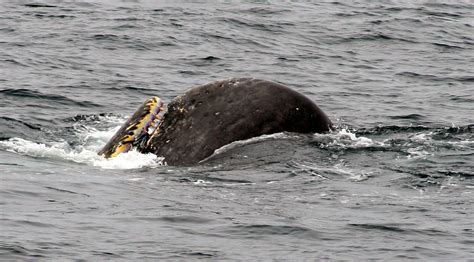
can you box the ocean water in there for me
[1,1,473,260]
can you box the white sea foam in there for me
[333,129,380,147]
[0,124,163,170]
[313,129,385,149]
[289,160,372,182]
[408,131,473,150]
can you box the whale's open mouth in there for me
[98,97,166,158]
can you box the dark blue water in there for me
[1,1,473,260]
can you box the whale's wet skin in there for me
[99,78,332,165]
[1,1,473,260]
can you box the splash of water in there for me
[0,121,163,170]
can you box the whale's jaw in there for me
[98,96,165,158]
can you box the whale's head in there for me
[98,96,166,158]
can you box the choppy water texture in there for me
[1,1,473,260]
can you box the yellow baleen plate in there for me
[98,96,165,158]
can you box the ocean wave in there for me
[0,89,101,108]
[0,120,163,170]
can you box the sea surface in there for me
[1,0,473,260]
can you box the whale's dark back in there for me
[145,78,332,165]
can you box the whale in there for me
[98,78,332,165]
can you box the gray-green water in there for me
[1,1,473,260]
